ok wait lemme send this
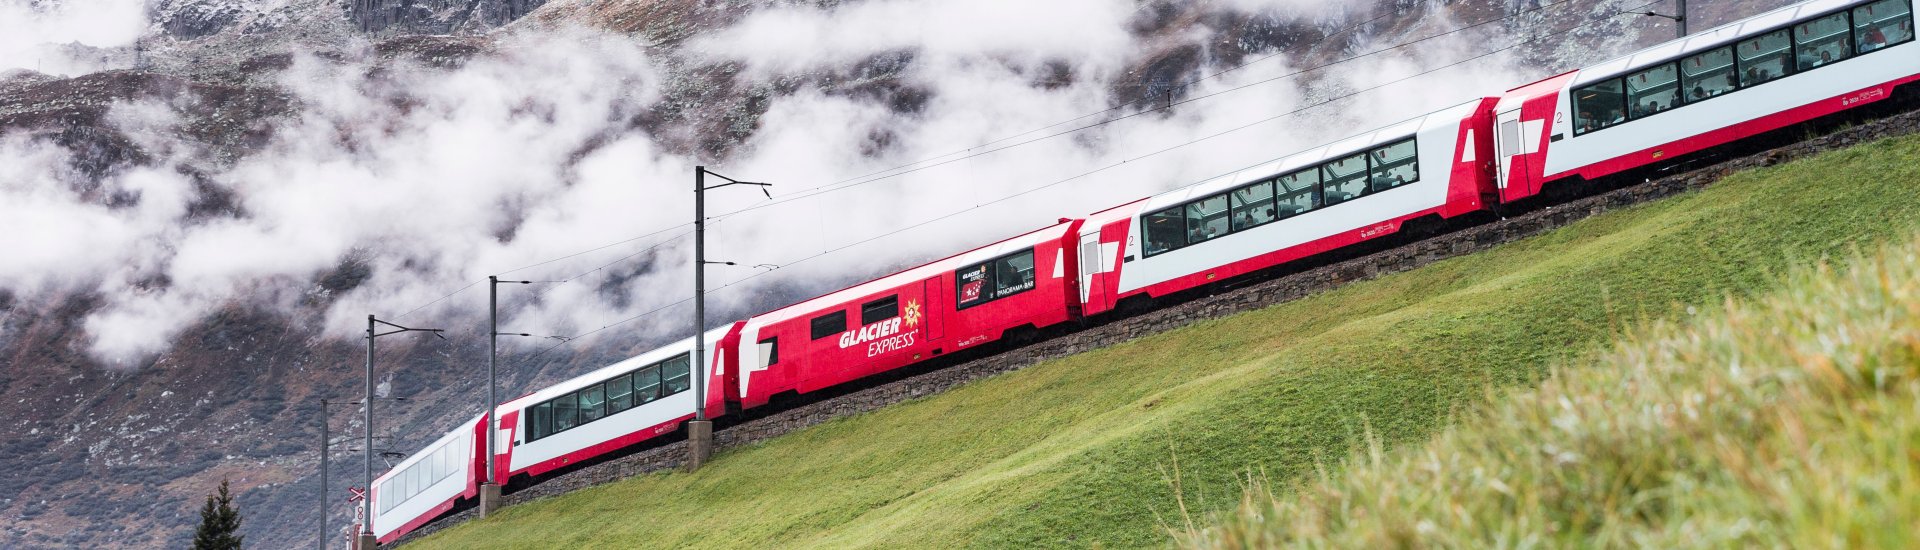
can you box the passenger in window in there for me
[1864,27,1889,51]
[1723,73,1738,90]
[1608,109,1625,124]
[1688,86,1705,102]
[1577,110,1595,132]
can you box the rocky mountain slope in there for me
[0,0,1795,547]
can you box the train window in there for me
[579,383,606,424]
[1321,153,1369,205]
[861,295,898,326]
[758,337,779,366]
[379,480,392,512]
[551,392,579,433]
[1855,0,1915,54]
[1797,13,1855,71]
[1367,139,1419,193]
[1185,194,1230,243]
[633,365,661,405]
[1680,46,1739,102]
[1229,180,1277,232]
[606,373,633,415]
[662,354,692,396]
[1274,169,1320,219]
[529,402,552,442]
[810,310,846,340]
[1739,29,1794,87]
[993,251,1037,299]
[1625,63,1681,119]
[1573,79,1626,135]
[1142,206,1186,256]
[955,262,992,308]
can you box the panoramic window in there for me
[1274,169,1320,218]
[529,402,552,442]
[1573,78,1627,135]
[633,365,661,406]
[1625,63,1682,119]
[662,354,692,395]
[551,393,579,433]
[1321,153,1369,205]
[606,373,633,416]
[1739,29,1794,87]
[810,310,846,340]
[1680,46,1739,102]
[956,250,1038,307]
[579,384,605,423]
[1142,207,1186,256]
[1229,180,1277,232]
[861,295,898,326]
[1367,139,1419,192]
[1795,13,1854,71]
[993,251,1037,298]
[1855,0,1915,53]
[1185,194,1230,244]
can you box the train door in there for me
[922,279,944,341]
[1077,231,1106,311]
[1495,107,1530,198]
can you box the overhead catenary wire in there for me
[504,0,1660,370]
[707,0,1612,224]
[390,0,1601,322]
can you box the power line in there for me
[415,0,1650,358]
[385,0,1577,324]
[708,0,1607,223]
[692,0,1660,303]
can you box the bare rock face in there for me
[347,0,550,35]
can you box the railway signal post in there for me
[691,166,771,470]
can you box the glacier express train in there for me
[370,0,1918,542]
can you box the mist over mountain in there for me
[0,0,1794,546]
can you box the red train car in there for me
[731,220,1084,408]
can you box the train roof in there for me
[373,412,484,486]
[1570,0,1864,87]
[746,220,1079,326]
[1140,98,1485,213]
[496,323,738,412]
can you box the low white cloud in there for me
[0,0,1659,366]
[0,0,148,74]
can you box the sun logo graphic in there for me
[902,299,923,329]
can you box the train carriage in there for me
[362,1,1920,544]
[370,413,486,544]
[1083,98,1499,311]
[1496,0,1918,200]
[492,324,741,485]
[733,220,1084,408]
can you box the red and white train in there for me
[369,0,1918,542]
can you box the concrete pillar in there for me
[685,420,713,471]
[478,482,503,518]
[355,532,377,550]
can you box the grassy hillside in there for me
[410,133,1920,549]
[1183,231,1920,549]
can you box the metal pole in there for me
[1676,0,1687,37]
[487,277,498,486]
[319,400,329,550]
[362,315,374,542]
[693,166,706,423]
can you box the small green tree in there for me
[192,478,244,550]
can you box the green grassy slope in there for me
[1184,223,1920,549]
[411,134,1920,549]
